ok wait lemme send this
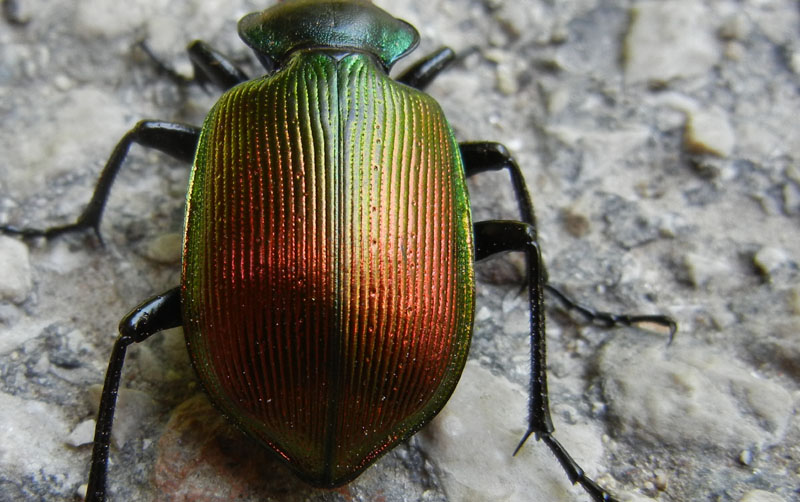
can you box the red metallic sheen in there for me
[181,51,474,486]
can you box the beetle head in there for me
[238,0,420,72]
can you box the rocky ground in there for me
[0,1,798,501]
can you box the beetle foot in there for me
[0,220,103,243]
[512,428,535,456]
[0,224,54,238]
[545,284,677,342]
[540,435,620,502]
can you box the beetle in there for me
[1,1,676,501]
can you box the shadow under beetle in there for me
[1,1,676,501]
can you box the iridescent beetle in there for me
[1,1,675,501]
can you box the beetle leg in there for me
[1,120,200,242]
[545,283,677,341]
[474,219,620,502]
[186,40,251,90]
[139,40,250,92]
[396,47,455,90]
[463,142,676,337]
[461,142,536,226]
[85,287,182,502]
[462,141,538,294]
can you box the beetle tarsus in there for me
[2,120,200,246]
[540,435,620,502]
[0,220,99,240]
[545,284,677,341]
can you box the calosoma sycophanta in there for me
[1,1,676,501]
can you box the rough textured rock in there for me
[0,236,32,302]
[623,1,720,85]
[1,1,798,501]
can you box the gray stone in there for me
[740,490,786,502]
[0,236,32,303]
[753,246,796,282]
[139,232,183,265]
[624,1,719,84]
[65,419,96,448]
[684,107,736,157]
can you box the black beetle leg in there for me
[545,284,677,341]
[464,143,676,337]
[85,287,182,502]
[1,121,200,242]
[461,142,536,226]
[396,47,455,90]
[474,219,619,502]
[462,142,538,293]
[186,40,250,90]
[2,0,29,25]
[138,40,250,92]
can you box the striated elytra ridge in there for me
[181,50,475,486]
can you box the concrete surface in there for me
[0,0,798,501]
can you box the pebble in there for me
[141,232,183,264]
[718,12,751,41]
[0,237,32,303]
[740,490,786,502]
[624,1,719,84]
[682,252,735,289]
[65,419,96,447]
[753,246,794,281]
[684,108,736,157]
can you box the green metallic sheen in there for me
[238,0,419,69]
[181,48,474,486]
